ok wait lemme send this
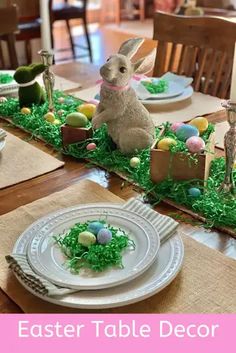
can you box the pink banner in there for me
[0,314,235,353]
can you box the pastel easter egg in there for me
[94,93,100,101]
[78,231,96,247]
[170,122,184,133]
[44,112,55,123]
[97,228,112,245]
[21,107,31,115]
[130,157,140,168]
[57,97,65,104]
[65,112,88,127]
[88,99,99,106]
[0,97,7,103]
[88,221,105,235]
[52,119,61,125]
[86,142,97,151]
[188,187,201,198]
[234,162,236,169]
[176,125,199,141]
[186,136,205,153]
[64,98,75,105]
[157,137,177,151]
[189,117,209,134]
[57,109,65,117]
[77,103,96,120]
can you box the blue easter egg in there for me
[94,93,100,101]
[87,221,105,235]
[64,98,75,105]
[97,229,112,245]
[188,187,201,198]
[176,125,199,141]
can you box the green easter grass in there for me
[141,79,169,94]
[54,221,135,273]
[0,91,235,231]
[0,73,14,84]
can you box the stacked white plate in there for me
[0,129,7,152]
[132,76,194,106]
[12,203,184,309]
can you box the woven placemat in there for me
[0,131,64,189]
[0,179,235,313]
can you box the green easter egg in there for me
[65,112,88,127]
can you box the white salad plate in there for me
[140,86,194,106]
[25,204,160,290]
[16,232,184,309]
[136,79,185,100]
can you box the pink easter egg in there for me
[0,97,7,103]
[86,142,97,151]
[186,136,205,153]
[88,99,99,106]
[170,122,184,133]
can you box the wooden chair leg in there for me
[139,0,145,22]
[82,17,93,63]
[25,40,32,65]
[115,0,121,26]
[6,33,18,69]
[0,40,6,69]
[66,19,76,59]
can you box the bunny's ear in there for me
[118,38,144,59]
[31,63,46,77]
[133,49,156,75]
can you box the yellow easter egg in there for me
[189,117,209,134]
[21,107,31,115]
[157,137,177,151]
[234,162,236,169]
[77,103,96,120]
[44,112,55,123]
[53,119,61,125]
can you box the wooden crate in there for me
[150,132,215,183]
[61,124,93,146]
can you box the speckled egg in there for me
[77,103,96,120]
[21,107,31,115]
[97,228,112,245]
[189,117,209,134]
[186,136,205,153]
[57,97,65,104]
[88,99,99,106]
[57,109,65,117]
[170,122,184,133]
[188,187,201,198]
[44,112,55,123]
[130,157,140,168]
[0,97,7,103]
[176,125,199,141]
[157,137,177,151]
[86,142,97,151]
[65,112,88,127]
[88,221,105,235]
[78,231,96,247]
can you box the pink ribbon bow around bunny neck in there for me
[96,74,147,92]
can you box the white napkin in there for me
[133,72,193,100]
[6,198,179,297]
[0,128,7,141]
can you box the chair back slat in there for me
[153,11,236,98]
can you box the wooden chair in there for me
[101,0,145,26]
[0,4,18,69]
[49,0,92,62]
[153,11,236,98]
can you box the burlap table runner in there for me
[0,179,235,313]
[0,132,64,189]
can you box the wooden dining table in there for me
[0,52,233,313]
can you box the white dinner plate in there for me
[136,79,185,100]
[0,139,6,152]
[13,209,184,309]
[26,204,160,290]
[140,86,194,106]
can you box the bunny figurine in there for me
[92,38,156,155]
[14,63,46,107]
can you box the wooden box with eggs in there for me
[150,117,215,183]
